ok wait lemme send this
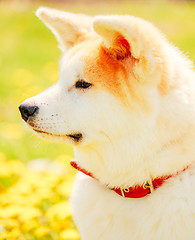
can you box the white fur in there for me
[21,8,195,239]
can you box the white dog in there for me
[19,7,195,240]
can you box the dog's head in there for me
[19,7,168,147]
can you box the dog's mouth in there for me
[33,128,83,142]
[67,133,83,141]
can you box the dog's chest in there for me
[70,171,195,240]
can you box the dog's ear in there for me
[93,15,155,61]
[36,7,92,51]
[93,16,160,80]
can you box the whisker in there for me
[34,140,41,149]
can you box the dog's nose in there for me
[19,104,39,122]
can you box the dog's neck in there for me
[75,128,195,187]
[74,126,195,188]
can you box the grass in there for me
[0,1,194,239]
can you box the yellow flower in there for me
[46,201,73,231]
[0,158,26,178]
[0,154,77,239]
[18,206,42,222]
[41,172,62,187]
[0,193,40,206]
[0,229,20,239]
[56,179,74,197]
[34,187,54,200]
[60,228,80,240]
[0,218,19,231]
[34,226,50,237]
[8,160,26,175]
[0,205,41,221]
[9,181,33,195]
[0,162,11,177]
[21,171,57,189]
[0,205,22,219]
[46,201,71,222]
[21,219,38,232]
[0,157,25,177]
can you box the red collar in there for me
[70,161,188,198]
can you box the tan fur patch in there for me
[84,41,151,112]
[158,78,169,95]
[106,35,132,60]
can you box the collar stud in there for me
[143,179,154,193]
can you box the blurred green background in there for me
[1,0,195,164]
[0,0,194,239]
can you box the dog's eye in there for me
[75,80,92,89]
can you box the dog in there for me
[19,7,195,240]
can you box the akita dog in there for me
[19,7,195,240]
